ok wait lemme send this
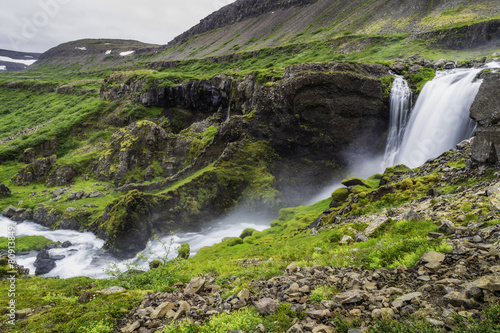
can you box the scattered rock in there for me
[0,183,11,197]
[98,286,126,294]
[255,298,279,315]
[184,277,206,294]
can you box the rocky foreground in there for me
[110,140,500,333]
[116,231,500,333]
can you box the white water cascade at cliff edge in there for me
[383,64,499,169]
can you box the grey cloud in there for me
[0,0,236,52]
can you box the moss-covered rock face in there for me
[97,189,154,258]
[95,120,171,185]
[11,155,56,186]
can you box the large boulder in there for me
[11,155,56,186]
[0,184,11,197]
[95,120,172,184]
[470,72,500,164]
[95,190,154,259]
[33,249,56,275]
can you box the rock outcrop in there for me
[11,156,56,186]
[470,72,500,164]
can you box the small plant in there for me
[103,234,186,290]
[310,285,339,302]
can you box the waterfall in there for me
[382,76,413,168]
[383,65,498,169]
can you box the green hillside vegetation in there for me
[0,0,500,331]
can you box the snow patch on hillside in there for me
[0,56,37,66]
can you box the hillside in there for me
[0,49,40,71]
[0,0,500,332]
[158,0,500,61]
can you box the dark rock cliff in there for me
[471,72,500,164]
[94,62,391,257]
[167,0,318,47]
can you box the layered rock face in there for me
[93,62,390,257]
[470,72,500,164]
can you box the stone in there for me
[173,300,190,320]
[98,286,126,294]
[121,320,140,333]
[364,215,388,236]
[477,275,500,291]
[437,220,455,234]
[0,183,11,197]
[14,308,32,320]
[33,249,56,275]
[355,232,368,243]
[184,276,206,294]
[78,291,94,303]
[420,251,445,270]
[392,292,422,309]
[349,309,362,317]
[312,324,335,333]
[348,330,364,333]
[89,191,104,198]
[257,323,266,333]
[372,308,394,319]
[471,73,500,164]
[340,235,354,245]
[237,288,250,301]
[426,318,445,327]
[428,232,444,239]
[466,287,483,302]
[305,309,330,320]
[287,262,298,273]
[402,209,424,221]
[443,291,470,308]
[255,298,279,315]
[444,62,456,69]
[65,207,77,213]
[335,290,367,304]
[2,205,17,218]
[151,302,175,319]
[341,177,370,187]
[287,324,304,333]
[61,241,72,248]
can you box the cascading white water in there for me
[384,63,499,169]
[382,75,413,168]
[0,212,270,278]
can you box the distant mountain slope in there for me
[31,39,161,70]
[0,49,41,71]
[159,0,500,60]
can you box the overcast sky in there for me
[1,0,237,53]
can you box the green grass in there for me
[0,236,55,252]
[0,276,144,332]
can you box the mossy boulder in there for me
[331,188,350,202]
[225,237,244,247]
[240,228,257,239]
[177,243,190,259]
[351,185,368,195]
[0,183,11,197]
[380,164,410,185]
[149,260,162,269]
[11,155,56,186]
[341,177,370,188]
[97,190,154,259]
[95,120,171,184]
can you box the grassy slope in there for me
[0,2,499,331]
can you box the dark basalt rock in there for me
[0,183,11,197]
[11,155,56,186]
[470,72,500,164]
[33,249,56,275]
